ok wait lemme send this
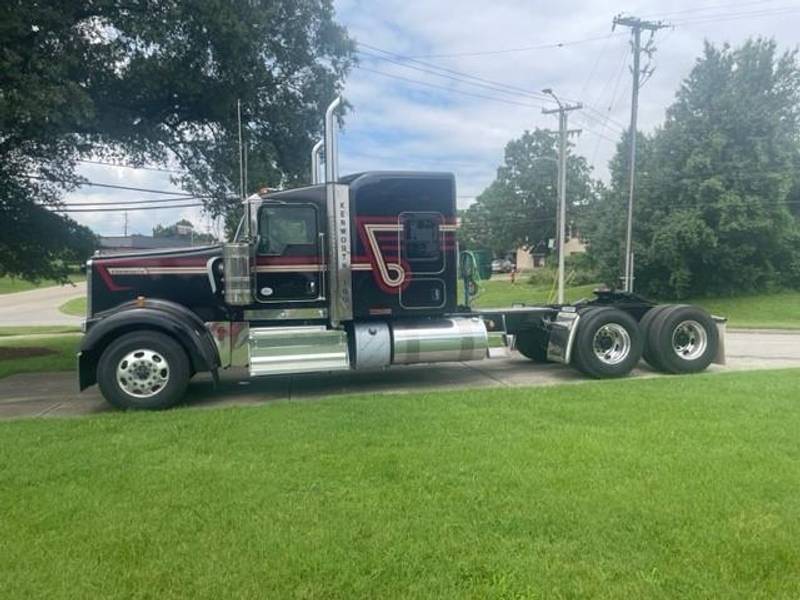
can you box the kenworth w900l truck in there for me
[77,98,724,409]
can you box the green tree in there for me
[460,129,598,257]
[0,0,354,281]
[586,39,800,297]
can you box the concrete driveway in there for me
[0,329,797,420]
[0,283,86,327]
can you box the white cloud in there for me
[64,0,800,229]
[336,0,799,206]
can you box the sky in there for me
[64,0,800,237]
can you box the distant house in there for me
[516,241,547,271]
[515,226,587,272]
[98,235,191,254]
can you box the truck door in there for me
[254,203,324,303]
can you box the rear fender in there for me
[78,299,220,390]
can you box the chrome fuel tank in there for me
[392,317,488,365]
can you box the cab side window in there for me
[258,205,317,255]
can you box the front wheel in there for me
[97,331,190,410]
[572,308,643,378]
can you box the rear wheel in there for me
[97,331,190,410]
[572,308,643,378]
[648,305,718,374]
[639,304,673,370]
[515,328,549,362]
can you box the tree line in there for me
[1,0,354,282]
[461,38,800,298]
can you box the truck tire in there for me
[647,305,718,374]
[572,307,643,378]
[97,331,190,410]
[515,328,549,362]
[639,304,673,370]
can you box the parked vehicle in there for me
[77,98,725,410]
[491,258,514,273]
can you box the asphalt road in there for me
[0,329,797,420]
[0,283,86,327]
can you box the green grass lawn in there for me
[0,325,81,337]
[469,278,598,308]
[0,334,81,379]
[1,369,799,598]
[469,277,800,329]
[685,291,800,329]
[0,273,85,295]
[58,296,86,317]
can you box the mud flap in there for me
[546,310,581,364]
[713,316,727,365]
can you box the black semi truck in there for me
[78,98,724,409]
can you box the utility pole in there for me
[124,210,128,237]
[613,15,668,292]
[542,89,582,304]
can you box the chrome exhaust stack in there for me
[324,96,342,183]
[311,138,323,184]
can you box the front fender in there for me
[78,300,220,391]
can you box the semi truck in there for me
[77,98,724,410]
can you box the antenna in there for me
[237,99,245,201]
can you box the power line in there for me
[358,65,618,148]
[376,2,789,62]
[355,66,543,108]
[579,33,615,100]
[59,196,210,207]
[590,42,631,166]
[78,159,187,174]
[26,175,194,196]
[52,203,205,213]
[672,4,800,25]
[580,104,627,131]
[402,31,627,59]
[357,48,547,104]
[642,0,782,18]
[357,42,552,103]
[357,41,628,147]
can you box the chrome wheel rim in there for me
[116,348,170,398]
[592,323,631,365]
[672,320,707,360]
